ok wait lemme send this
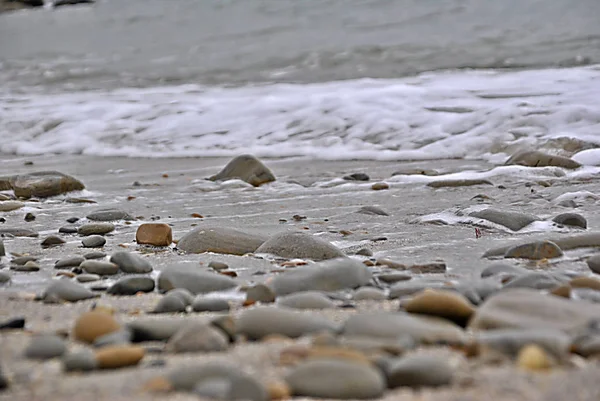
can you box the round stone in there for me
[82,235,106,248]
[73,311,121,344]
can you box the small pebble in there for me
[82,235,106,248]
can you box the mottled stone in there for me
[209,154,275,187]
[504,240,563,260]
[552,213,587,229]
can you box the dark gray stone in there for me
[59,226,78,234]
[107,277,155,295]
[82,235,106,248]
[55,256,85,269]
[469,208,538,231]
[343,173,370,181]
[152,293,188,314]
[109,251,153,273]
[209,154,275,187]
[86,208,133,222]
[552,213,587,229]
[587,254,600,275]
[78,223,114,236]
[81,260,119,275]
[357,206,389,216]
[385,354,453,388]
[41,235,66,248]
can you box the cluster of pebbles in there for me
[2,152,600,400]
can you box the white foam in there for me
[572,149,600,166]
[1,65,600,161]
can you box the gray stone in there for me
[270,258,371,296]
[473,329,571,360]
[109,251,153,273]
[386,354,453,388]
[469,208,538,231]
[237,306,338,340]
[178,226,267,255]
[58,226,78,234]
[286,358,385,399]
[41,235,66,248]
[81,260,119,275]
[11,256,36,265]
[93,330,132,348]
[208,261,229,271]
[277,291,336,309]
[76,274,100,283]
[355,248,373,257]
[255,231,345,261]
[24,334,67,360]
[209,154,275,187]
[245,284,276,303]
[343,312,466,345]
[42,278,98,302]
[480,262,528,278]
[166,322,229,353]
[78,223,114,236]
[505,150,581,169]
[84,251,106,259]
[127,318,189,342]
[587,254,600,275]
[63,349,97,372]
[0,239,4,256]
[553,213,587,229]
[0,317,25,330]
[157,263,237,294]
[0,201,23,212]
[354,287,387,301]
[81,235,106,248]
[107,277,155,295]
[152,293,188,314]
[168,362,269,401]
[343,173,370,181]
[192,297,231,312]
[376,272,412,284]
[503,272,564,290]
[0,271,10,284]
[388,280,446,299]
[193,379,231,399]
[0,228,38,237]
[86,208,133,221]
[427,179,492,188]
[12,261,40,272]
[468,288,600,334]
[357,206,389,216]
[0,171,85,198]
[54,256,85,269]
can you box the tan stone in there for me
[517,344,553,371]
[142,376,173,393]
[136,223,172,246]
[570,276,600,291]
[73,311,120,344]
[95,345,144,369]
[504,240,563,260]
[266,380,291,400]
[404,289,475,325]
[371,182,389,190]
[550,285,571,298]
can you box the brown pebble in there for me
[55,271,76,278]
[136,223,173,246]
[127,196,136,201]
[569,276,600,291]
[517,344,553,371]
[162,173,169,178]
[219,270,238,277]
[266,380,292,401]
[550,284,571,298]
[363,260,375,267]
[371,182,389,191]
[95,345,144,369]
[143,376,173,393]
[404,289,475,326]
[339,230,352,236]
[191,213,204,218]
[73,311,121,344]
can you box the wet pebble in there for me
[343,173,370,181]
[84,251,106,259]
[553,212,587,229]
[285,358,385,399]
[55,256,85,269]
[24,212,35,222]
[371,182,389,190]
[191,297,230,312]
[469,208,538,231]
[11,256,36,265]
[504,240,563,260]
[63,349,98,372]
[357,206,389,216]
[66,217,79,223]
[166,322,229,353]
[82,235,106,248]
[376,272,412,284]
[110,251,153,273]
[76,274,100,283]
[59,226,78,234]
[87,208,133,221]
[41,235,65,248]
[256,231,344,261]
[0,201,24,212]
[78,222,115,236]
[107,276,155,295]
[24,334,67,360]
[208,260,229,271]
[12,260,40,272]
[81,260,119,275]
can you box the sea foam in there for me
[1,65,599,161]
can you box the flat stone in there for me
[109,251,153,273]
[24,334,67,360]
[158,262,237,294]
[353,287,387,301]
[277,291,336,309]
[66,217,79,223]
[237,306,339,340]
[166,362,269,401]
[192,297,231,312]
[166,322,229,353]
[178,225,266,255]
[256,231,345,261]
[63,349,98,372]
[42,278,98,302]
[246,284,276,303]
[81,260,119,275]
[385,354,453,388]
[505,150,581,169]
[73,310,121,344]
[389,280,446,299]
[504,240,563,260]
[41,235,66,248]
[343,173,370,181]
[270,258,371,296]
[208,261,229,271]
[427,179,493,188]
[95,345,144,369]
[55,256,85,269]
[0,201,24,212]
[483,233,600,257]
[152,293,188,314]
[84,251,106,259]
[285,358,385,399]
[553,213,587,229]
[0,228,38,237]
[469,289,600,334]
[78,223,115,236]
[86,208,133,221]
[472,328,571,359]
[59,226,78,234]
[570,276,600,291]
[11,256,37,265]
[371,182,389,190]
[76,274,100,283]
[357,206,389,216]
[343,312,466,345]
[470,208,538,231]
[503,272,565,290]
[376,272,412,284]
[107,276,155,295]
[587,254,600,275]
[404,289,475,326]
[209,154,275,187]
[2,171,85,198]
[136,223,173,246]
[12,260,40,272]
